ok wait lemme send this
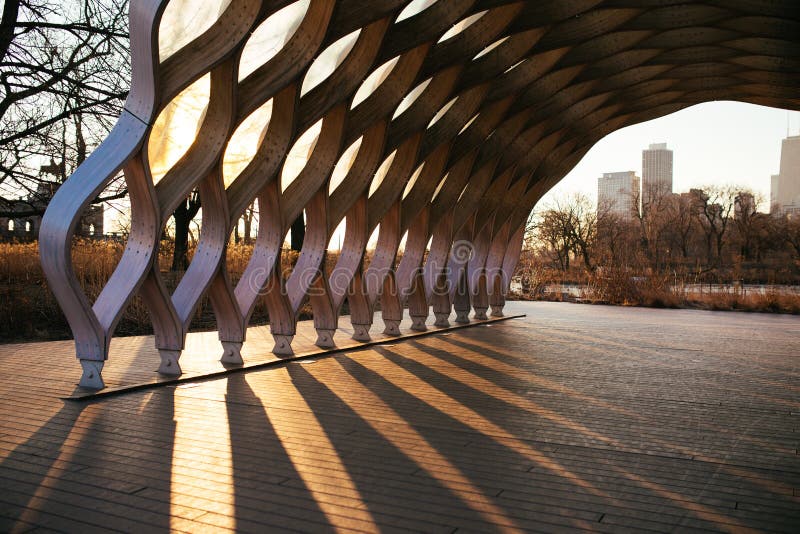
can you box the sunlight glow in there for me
[318,358,524,532]
[159,0,231,60]
[301,29,361,96]
[256,372,378,530]
[368,150,397,197]
[148,73,211,184]
[365,347,612,503]
[222,99,273,187]
[351,56,400,109]
[16,409,99,527]
[170,388,234,530]
[281,119,323,192]
[438,11,486,43]
[329,136,363,194]
[238,0,310,81]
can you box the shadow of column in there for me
[328,354,577,530]
[285,362,489,531]
[225,373,329,531]
[0,400,87,531]
[0,391,176,531]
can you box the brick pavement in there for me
[0,302,798,532]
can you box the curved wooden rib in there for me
[38,0,168,388]
[365,201,403,335]
[281,106,347,349]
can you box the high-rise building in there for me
[597,171,640,218]
[770,134,800,216]
[642,142,673,202]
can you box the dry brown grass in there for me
[513,264,800,314]
[681,287,800,314]
[0,240,330,342]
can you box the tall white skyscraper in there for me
[642,142,673,201]
[598,171,640,218]
[770,134,800,215]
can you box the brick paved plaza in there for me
[1,302,798,532]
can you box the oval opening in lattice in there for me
[351,56,400,109]
[459,113,480,135]
[456,182,469,203]
[301,29,361,97]
[362,223,380,270]
[327,218,346,252]
[222,98,274,188]
[281,119,323,193]
[392,78,432,120]
[504,58,527,74]
[428,97,458,129]
[402,163,425,200]
[148,73,211,185]
[473,35,510,60]
[329,136,363,194]
[239,0,310,81]
[396,0,439,23]
[437,11,487,43]
[397,229,409,255]
[431,173,449,201]
[159,0,230,61]
[368,150,398,198]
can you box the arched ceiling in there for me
[143,0,800,238]
[162,0,800,235]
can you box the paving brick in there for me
[0,303,798,532]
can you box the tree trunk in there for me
[581,246,592,271]
[0,1,20,65]
[715,234,724,265]
[243,209,253,244]
[290,212,305,251]
[171,193,201,271]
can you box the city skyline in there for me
[771,134,800,215]
[597,171,639,218]
[642,142,673,202]
[542,101,800,211]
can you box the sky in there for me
[538,101,800,211]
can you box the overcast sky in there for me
[539,101,800,210]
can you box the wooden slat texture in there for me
[1,301,798,532]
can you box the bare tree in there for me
[0,0,130,217]
[532,193,597,271]
[668,192,698,260]
[170,191,200,271]
[691,186,736,267]
[596,209,638,266]
[632,183,674,269]
[732,190,764,260]
[564,193,597,271]
[783,214,800,259]
[532,208,571,271]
